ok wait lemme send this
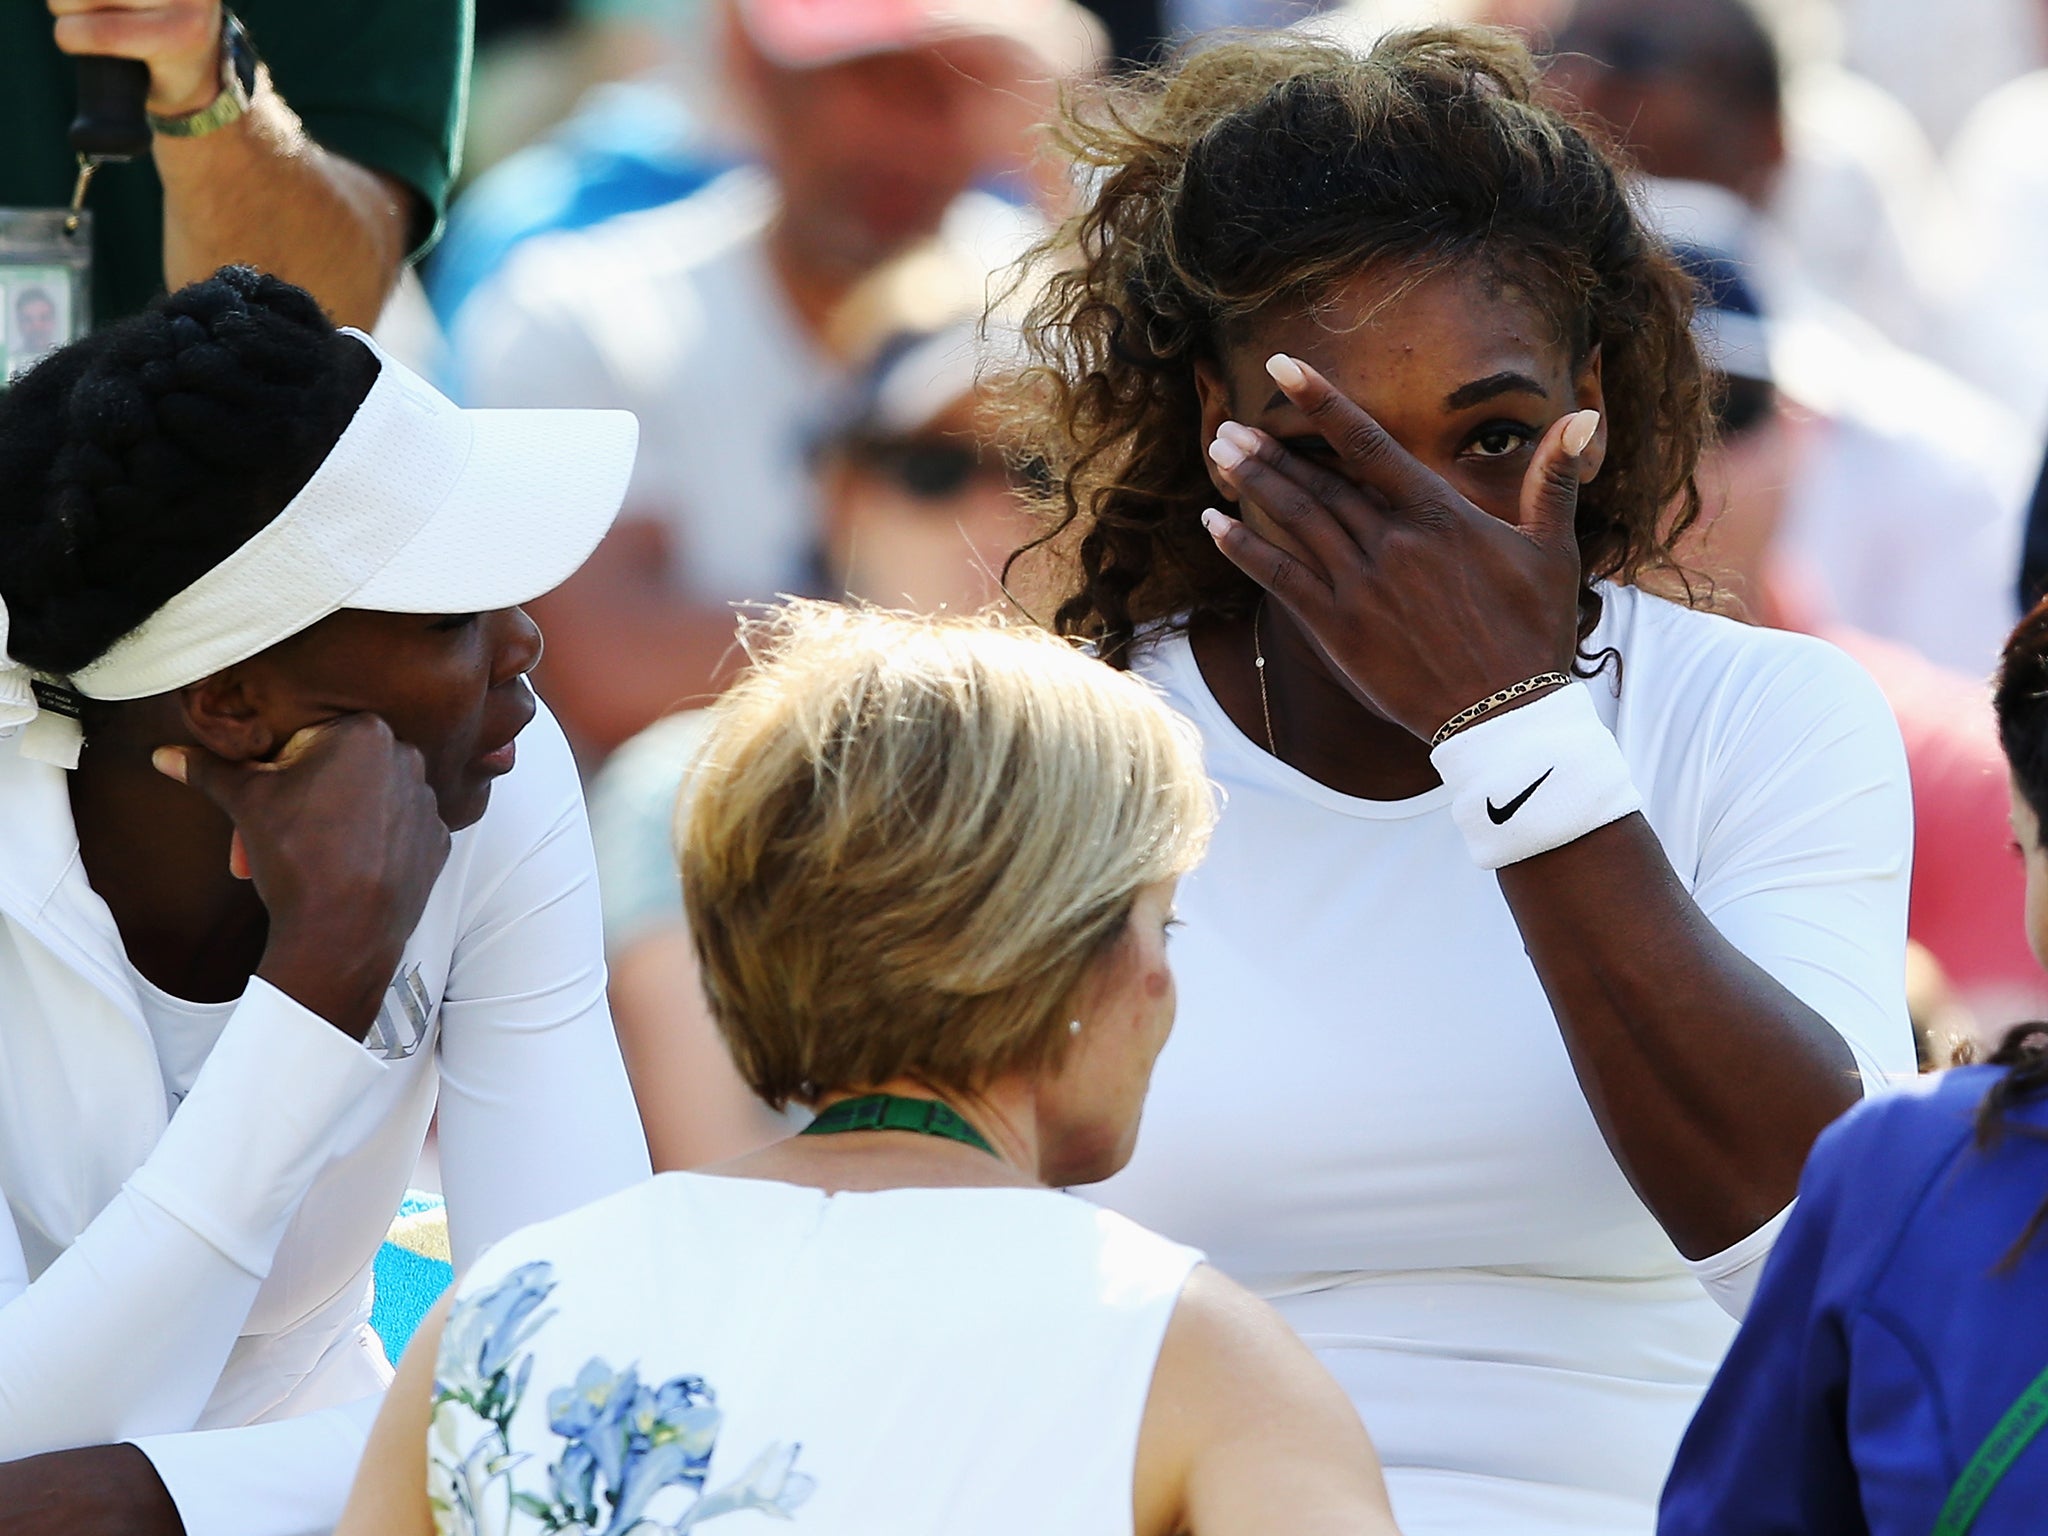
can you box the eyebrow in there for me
[1444,371,1548,410]
[1260,369,1550,414]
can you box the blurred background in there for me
[383,0,2048,1056]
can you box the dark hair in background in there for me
[1002,25,1711,664]
[1553,0,1783,119]
[1977,598,2048,1264]
[0,266,375,678]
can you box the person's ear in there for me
[1193,357,1239,506]
[1572,345,1610,483]
[176,667,283,763]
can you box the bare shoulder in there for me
[1135,1265,1403,1536]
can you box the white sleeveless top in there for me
[428,1172,1203,1535]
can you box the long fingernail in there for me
[1266,354,1307,390]
[1562,409,1600,456]
[1217,420,1260,453]
[151,746,186,784]
[1208,432,1246,470]
[1200,507,1234,538]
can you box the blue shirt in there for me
[1660,1067,2048,1535]
[423,80,728,331]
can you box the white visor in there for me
[0,328,638,765]
[74,328,638,697]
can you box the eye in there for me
[1275,435,1341,468]
[430,613,480,632]
[1463,422,1536,461]
[1163,915,1185,939]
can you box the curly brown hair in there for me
[1004,24,1711,662]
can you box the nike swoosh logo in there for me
[1486,768,1554,824]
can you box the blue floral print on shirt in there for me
[430,1261,816,1535]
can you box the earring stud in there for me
[1068,1018,1083,1036]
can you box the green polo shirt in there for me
[0,1,471,328]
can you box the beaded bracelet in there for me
[1428,672,1573,749]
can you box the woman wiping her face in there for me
[1006,26,1918,1534]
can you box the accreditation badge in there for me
[0,208,90,382]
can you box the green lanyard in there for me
[1932,1361,2048,1536]
[799,1094,999,1158]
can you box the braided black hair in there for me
[0,266,376,678]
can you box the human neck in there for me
[1190,608,1441,801]
[711,1074,1046,1193]
[67,717,265,1002]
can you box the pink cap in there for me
[736,0,1104,73]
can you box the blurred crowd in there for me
[402,0,2048,1050]
[11,1,2048,1533]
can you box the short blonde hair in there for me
[679,602,1214,1108]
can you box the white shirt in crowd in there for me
[1774,373,2030,677]
[1833,0,2044,149]
[1644,176,2030,678]
[1763,296,2032,678]
[0,704,652,1536]
[1097,584,1917,1536]
[429,1172,1201,1534]
[1771,61,1961,362]
[450,169,1039,606]
[1944,70,2048,433]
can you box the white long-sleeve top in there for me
[0,701,652,1536]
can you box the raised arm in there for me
[0,716,453,1532]
[1493,641,1909,1271]
[1201,355,1909,1272]
[48,0,466,330]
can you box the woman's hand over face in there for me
[153,714,452,1039]
[1203,354,1598,744]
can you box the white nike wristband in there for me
[1429,681,1641,869]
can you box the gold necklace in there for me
[1252,598,1277,757]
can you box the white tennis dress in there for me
[428,1172,1202,1535]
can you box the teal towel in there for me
[371,1190,454,1364]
